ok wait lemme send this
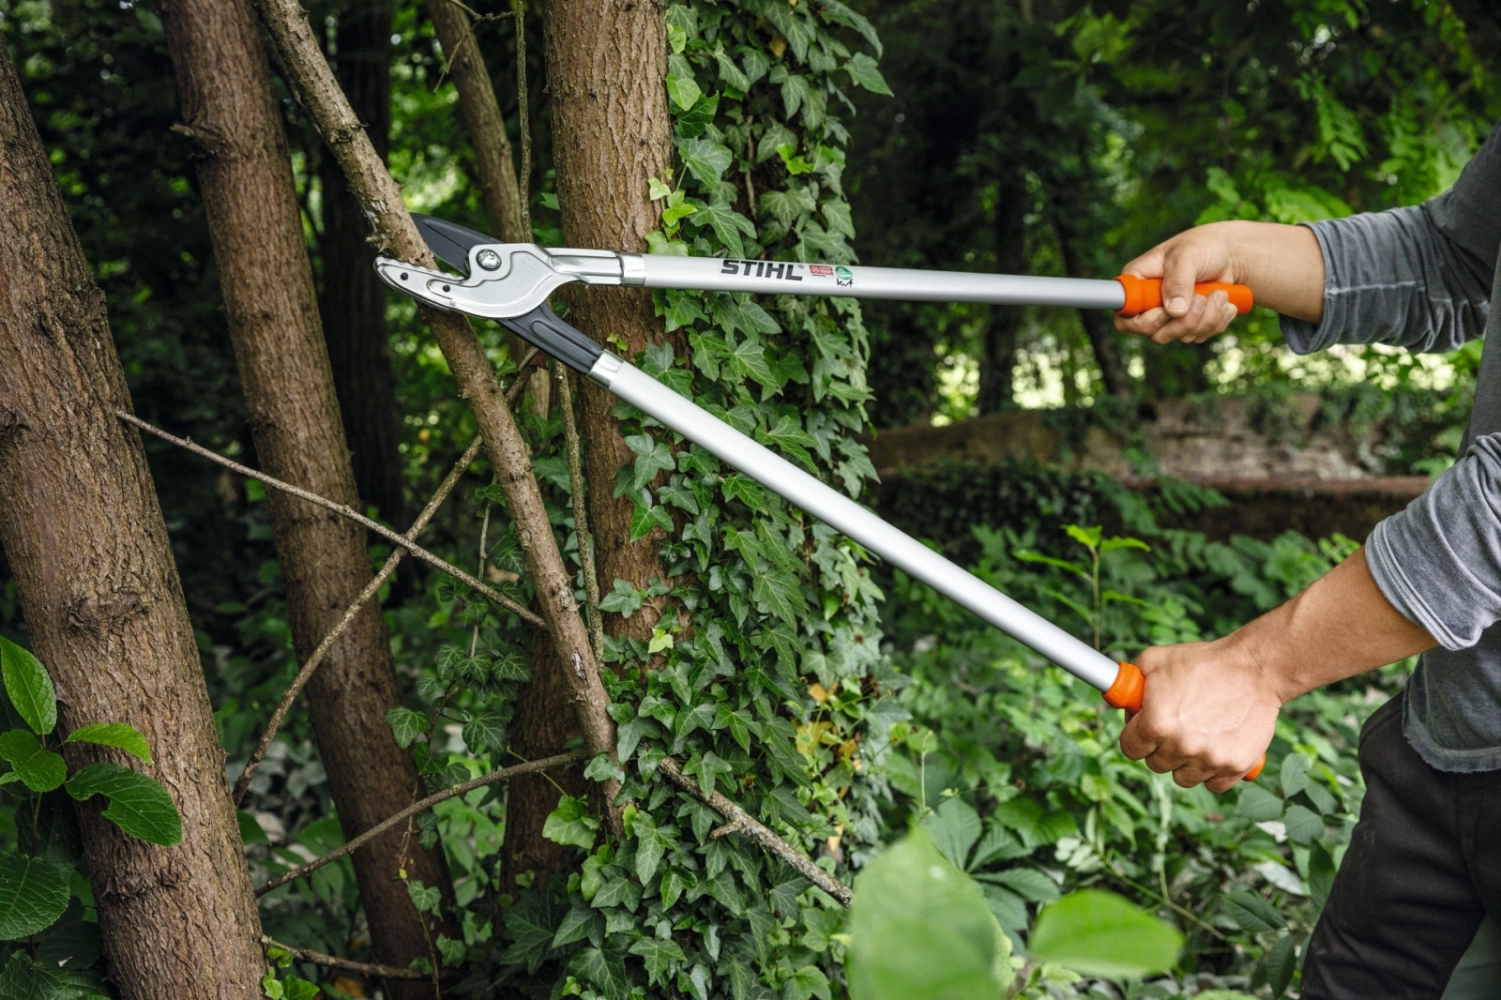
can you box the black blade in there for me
[412,213,496,275]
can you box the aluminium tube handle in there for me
[1114,275,1254,317]
[1102,661,1266,780]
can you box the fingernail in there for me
[1223,303,1238,322]
[1167,297,1187,315]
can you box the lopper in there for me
[378,215,1265,781]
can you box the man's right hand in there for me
[1113,219,1327,344]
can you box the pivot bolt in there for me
[476,249,502,271]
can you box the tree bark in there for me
[426,0,527,245]
[319,0,410,527]
[543,0,676,636]
[977,171,1026,414]
[158,0,455,990]
[1055,210,1131,399]
[0,42,267,999]
[252,0,619,817]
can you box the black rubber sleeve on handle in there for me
[498,303,604,375]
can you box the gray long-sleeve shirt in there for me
[1281,123,1501,772]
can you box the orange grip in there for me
[1115,274,1254,318]
[1104,661,1266,781]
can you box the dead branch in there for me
[656,755,853,906]
[119,411,541,627]
[231,358,537,806]
[259,750,588,896]
[263,937,457,981]
[254,0,619,813]
[556,364,605,661]
[513,0,531,238]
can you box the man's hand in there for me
[1114,219,1326,345]
[1120,635,1280,793]
[1118,548,1436,792]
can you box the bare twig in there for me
[230,359,538,806]
[556,363,604,661]
[259,750,588,895]
[263,936,456,981]
[656,755,852,906]
[118,411,542,628]
[513,0,530,237]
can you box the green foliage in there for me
[1028,889,1182,979]
[0,853,70,941]
[65,763,182,847]
[848,825,1009,1000]
[1,636,57,737]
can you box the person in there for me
[1111,125,1501,998]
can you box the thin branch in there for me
[263,937,456,981]
[556,363,604,662]
[258,750,588,896]
[117,411,543,629]
[655,755,852,906]
[230,359,537,805]
[232,435,484,805]
[432,0,513,92]
[513,0,531,237]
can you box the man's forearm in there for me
[1236,547,1436,703]
[1208,221,1326,323]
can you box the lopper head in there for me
[374,214,627,320]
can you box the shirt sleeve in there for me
[1281,127,1501,355]
[1367,434,1501,651]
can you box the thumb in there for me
[1160,244,1207,318]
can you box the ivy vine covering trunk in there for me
[495,1,893,995]
[156,0,456,986]
[0,41,267,998]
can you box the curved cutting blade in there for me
[412,214,495,275]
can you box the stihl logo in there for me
[719,260,804,281]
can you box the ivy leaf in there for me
[681,137,734,186]
[385,706,430,749]
[65,762,182,846]
[845,52,892,95]
[821,199,856,240]
[0,730,67,792]
[785,965,831,1000]
[406,880,442,914]
[0,852,70,941]
[1222,890,1287,932]
[632,813,671,885]
[721,474,768,512]
[728,336,780,388]
[628,936,686,986]
[591,873,642,911]
[0,636,56,736]
[569,947,630,1000]
[713,45,751,91]
[599,579,644,617]
[64,723,152,764]
[551,899,596,948]
[677,92,721,140]
[614,712,660,763]
[630,502,675,541]
[688,202,756,258]
[543,795,601,851]
[666,72,702,111]
[626,434,677,492]
[753,569,807,626]
[683,749,734,799]
[461,710,507,751]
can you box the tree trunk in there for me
[426,0,526,244]
[1055,209,1131,399]
[977,172,1026,413]
[318,0,410,528]
[158,0,455,990]
[0,42,267,999]
[490,0,677,894]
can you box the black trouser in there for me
[1303,696,1501,998]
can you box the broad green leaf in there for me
[822,199,856,239]
[1265,932,1296,997]
[666,72,701,111]
[628,936,686,985]
[1,636,56,736]
[1308,841,1337,909]
[461,710,507,751]
[849,827,1008,1000]
[786,965,831,1000]
[1283,804,1322,845]
[677,92,720,139]
[1029,889,1182,979]
[406,879,442,914]
[681,137,733,185]
[981,883,1027,929]
[569,947,630,1000]
[543,795,600,851]
[921,796,981,869]
[846,53,892,95]
[689,202,756,258]
[65,722,151,764]
[1279,751,1310,798]
[1222,890,1286,932]
[0,852,70,940]
[65,762,183,846]
[1234,782,1284,822]
[753,569,806,626]
[599,579,644,617]
[385,706,429,749]
[974,867,1060,902]
[0,729,67,792]
[551,899,596,948]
